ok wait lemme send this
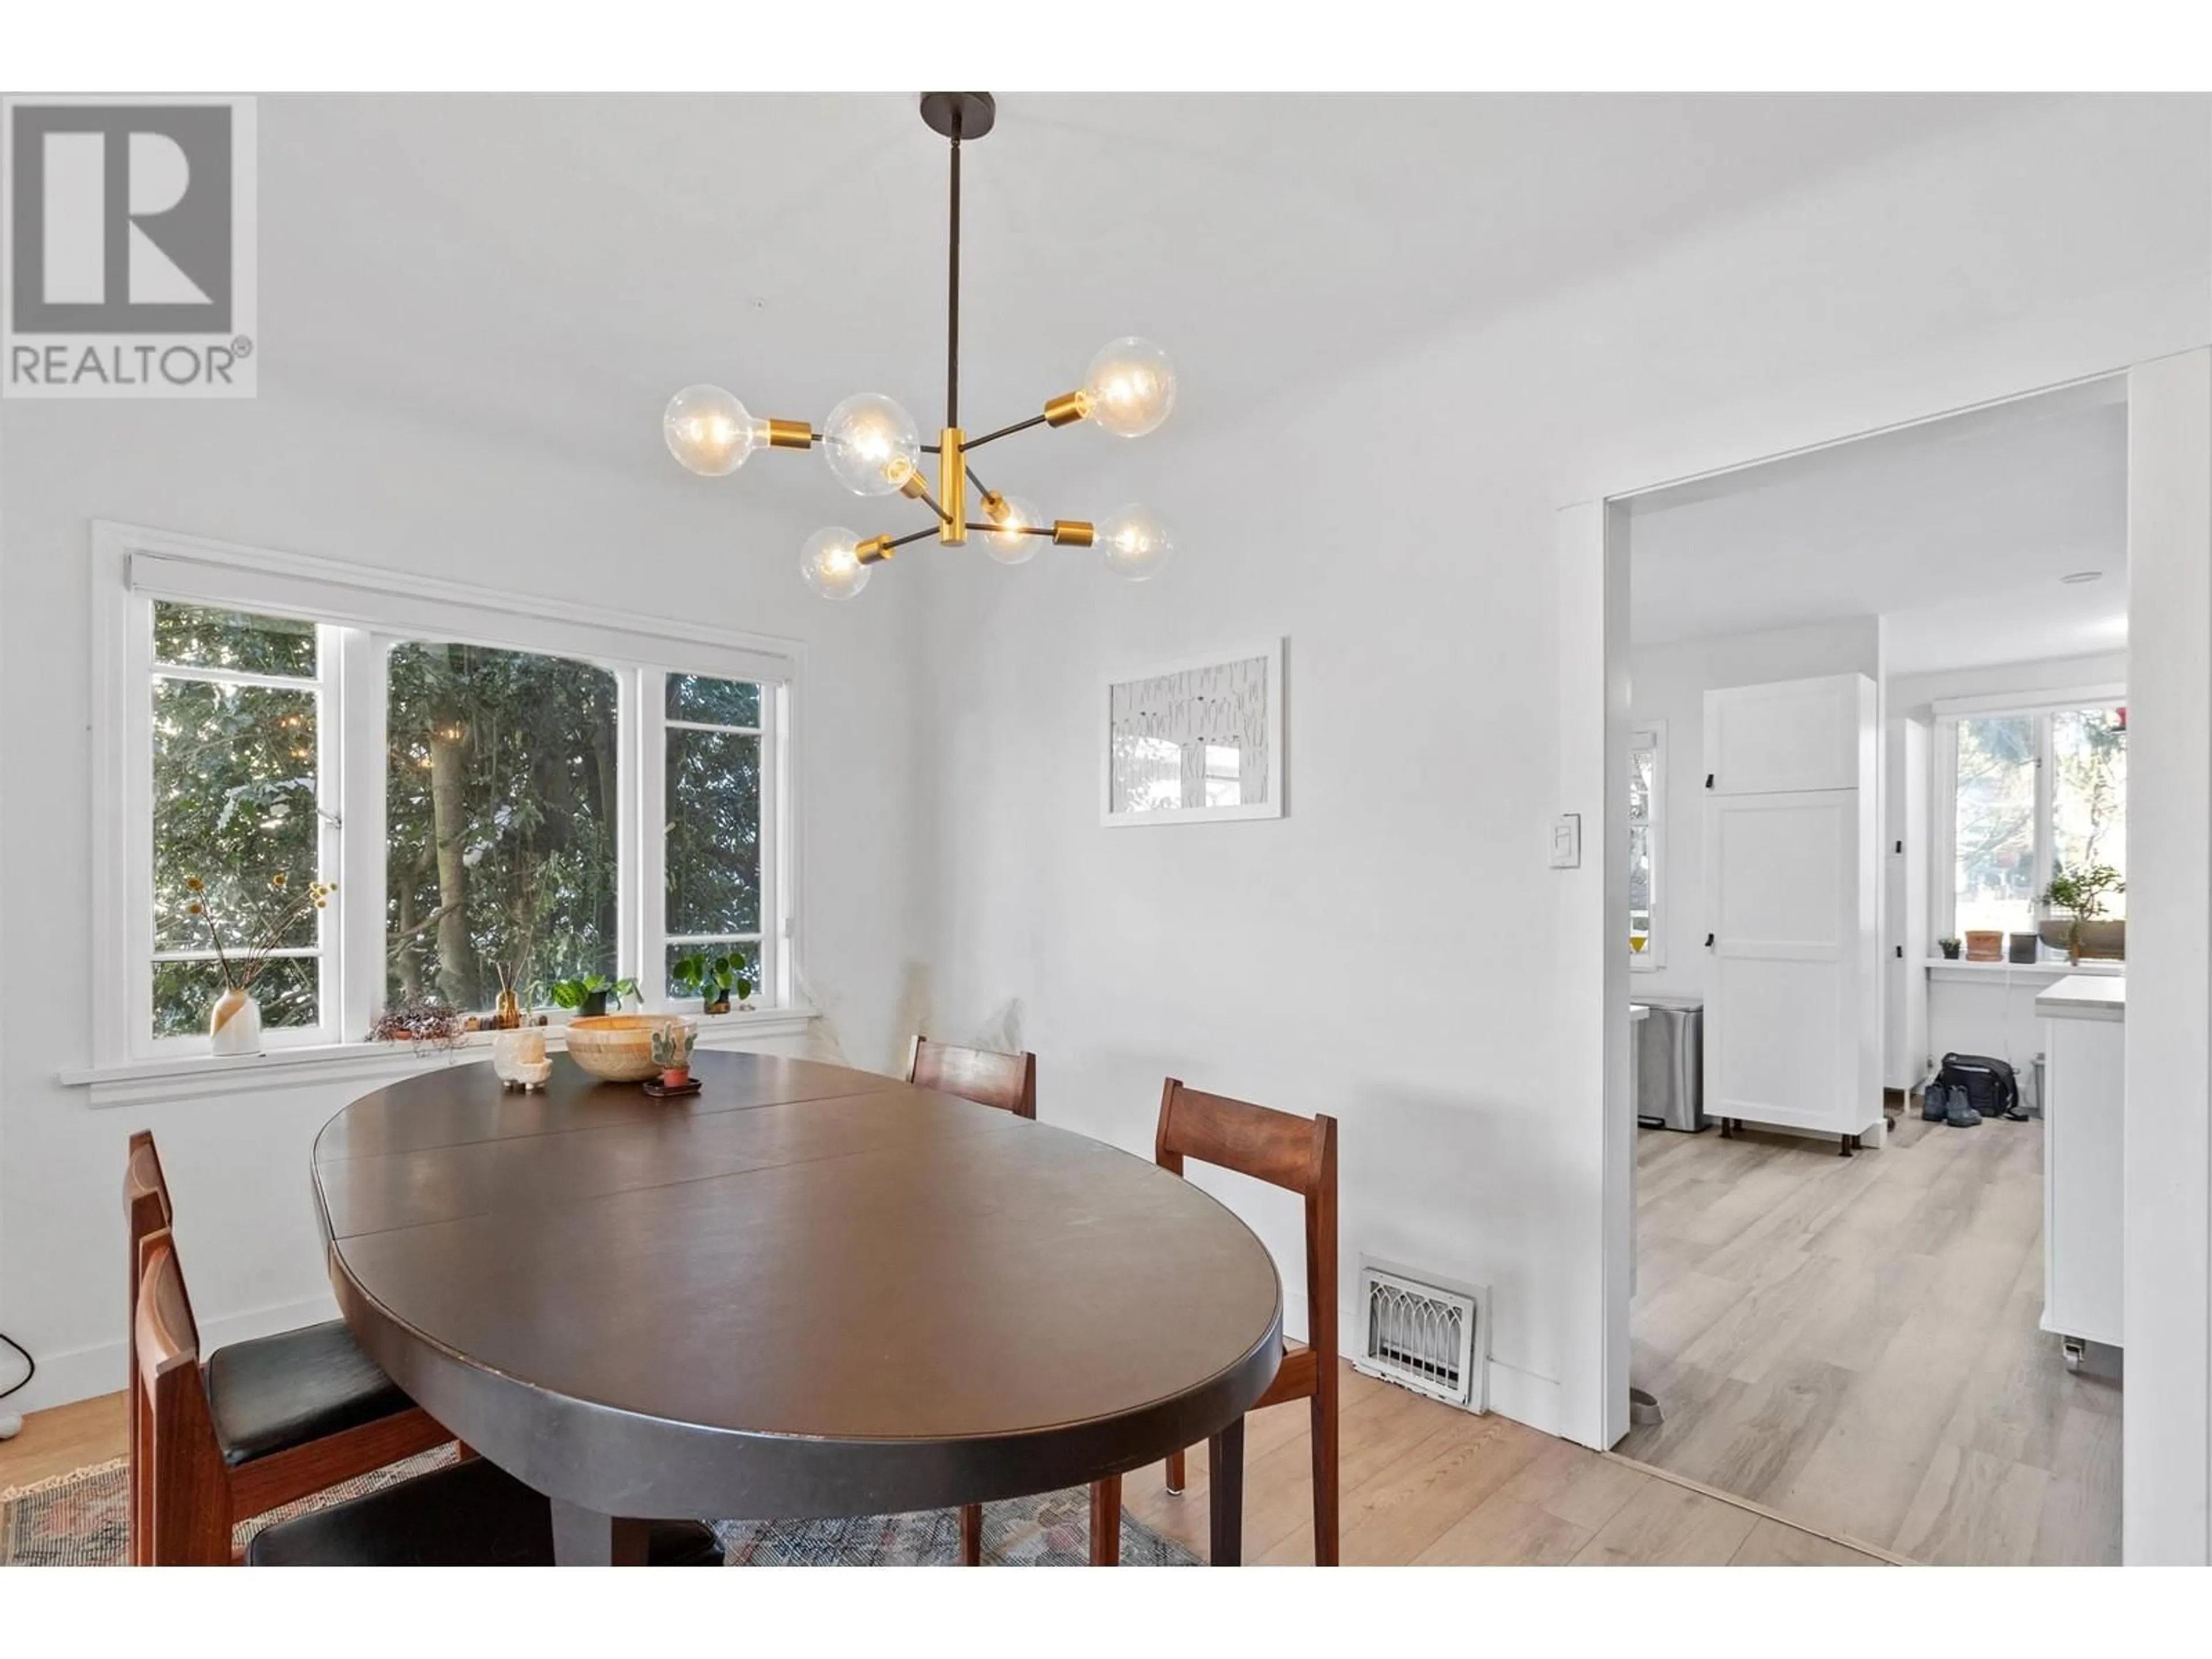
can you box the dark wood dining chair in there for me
[907,1035,1036,1119]
[123,1132,452,1563]
[1147,1078,1340,1565]
[907,1037,1040,1563]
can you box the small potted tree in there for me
[2041,865,2126,963]
[650,1020,696,1092]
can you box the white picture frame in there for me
[1101,638,1285,827]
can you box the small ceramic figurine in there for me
[493,1027,549,1091]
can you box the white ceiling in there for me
[252,92,2044,495]
[1627,393,2128,674]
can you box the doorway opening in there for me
[1615,381,2127,1564]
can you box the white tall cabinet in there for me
[1702,673,1883,1153]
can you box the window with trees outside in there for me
[1628,723,1663,969]
[111,536,792,1062]
[1941,698,2126,944]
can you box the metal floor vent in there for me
[1352,1258,1488,1412]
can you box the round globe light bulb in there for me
[822,393,922,497]
[800,526,871,600]
[664,385,760,476]
[984,495,1043,566]
[1099,504,1175,581]
[1082,338,1177,438]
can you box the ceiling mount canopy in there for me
[664,92,1179,600]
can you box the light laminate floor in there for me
[1620,1111,2122,1566]
[6,1374,1883,1566]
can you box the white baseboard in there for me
[1482,1357,1562,1437]
[3,1291,339,1418]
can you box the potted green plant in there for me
[671,949,756,1016]
[1937,937,1962,960]
[650,1020,696,1089]
[2040,865,2126,964]
[540,973,641,1019]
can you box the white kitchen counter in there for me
[2039,973,2124,1357]
[2037,974,2127,1021]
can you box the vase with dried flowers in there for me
[184,873,335,1056]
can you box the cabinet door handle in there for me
[1705,773,1715,789]
[1705,932,1715,948]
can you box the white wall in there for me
[911,98,2210,1438]
[1626,619,1882,1002]
[0,392,931,1412]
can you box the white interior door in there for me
[1705,788,1863,1134]
[1705,673,1866,796]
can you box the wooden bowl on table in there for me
[565,1014,688,1083]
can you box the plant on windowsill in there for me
[1937,937,1962,960]
[368,993,468,1055]
[184,873,336,1056]
[671,949,756,1016]
[2040,865,2126,964]
[540,974,642,1020]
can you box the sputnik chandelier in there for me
[663,92,1177,600]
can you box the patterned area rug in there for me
[1,1451,1199,1567]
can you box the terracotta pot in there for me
[661,1066,691,1089]
[1963,930,2004,963]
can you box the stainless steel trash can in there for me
[1636,995,1706,1131]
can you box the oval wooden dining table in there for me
[312,1048,1283,1565]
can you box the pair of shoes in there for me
[1926,1082,1980,1127]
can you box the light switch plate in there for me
[1551,812,1582,869]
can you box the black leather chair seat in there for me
[246,1456,725,1567]
[203,1319,415,1467]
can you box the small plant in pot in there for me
[650,1020,696,1089]
[541,973,641,1020]
[671,949,756,1016]
[1937,937,1962,960]
[2040,865,2126,964]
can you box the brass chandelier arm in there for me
[965,411,1054,450]
[901,471,955,524]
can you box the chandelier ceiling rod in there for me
[946,101,960,431]
[661,91,1180,600]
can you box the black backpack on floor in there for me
[1938,1052,2024,1122]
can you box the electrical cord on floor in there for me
[0,1328,30,1438]
[0,1330,29,1397]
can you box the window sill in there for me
[60,1006,819,1109]
[1926,959,2123,984]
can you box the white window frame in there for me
[90,521,803,1068]
[1628,719,1664,972]
[643,671,778,1007]
[1930,683,2126,946]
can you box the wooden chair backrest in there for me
[1153,1078,1339,1363]
[124,1131,182,1565]
[125,1131,173,1271]
[908,1037,1037,1119]
[132,1230,228,1565]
